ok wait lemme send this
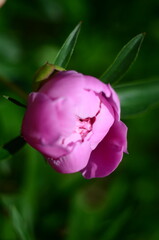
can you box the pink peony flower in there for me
[22,70,127,179]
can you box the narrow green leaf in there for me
[3,95,26,108]
[115,79,159,118]
[2,197,33,240]
[10,206,32,240]
[54,22,81,68]
[0,136,26,161]
[100,33,145,85]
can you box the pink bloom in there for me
[22,71,127,179]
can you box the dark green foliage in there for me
[0,1,159,240]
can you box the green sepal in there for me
[33,62,65,90]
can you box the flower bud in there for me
[22,70,127,179]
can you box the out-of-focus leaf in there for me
[67,190,100,240]
[20,146,41,231]
[2,197,33,240]
[0,136,26,161]
[54,22,81,68]
[0,148,10,161]
[3,95,26,108]
[0,76,28,101]
[115,79,159,118]
[100,33,145,85]
[101,207,132,240]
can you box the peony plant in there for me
[3,23,158,180]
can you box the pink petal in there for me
[107,84,121,119]
[90,97,114,150]
[83,75,120,120]
[82,75,121,120]
[39,71,85,103]
[22,92,75,158]
[83,75,111,97]
[81,121,128,179]
[75,90,100,118]
[47,140,92,173]
[31,142,71,159]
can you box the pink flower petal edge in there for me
[81,121,128,179]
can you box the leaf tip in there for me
[78,20,83,26]
[136,32,146,41]
[142,32,147,37]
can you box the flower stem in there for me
[0,76,28,101]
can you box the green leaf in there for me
[0,136,26,161]
[54,22,81,68]
[10,206,32,240]
[3,95,26,108]
[100,33,145,85]
[115,79,159,118]
[1,197,33,240]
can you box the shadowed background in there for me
[0,0,159,240]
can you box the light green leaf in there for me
[115,79,159,118]
[10,206,31,240]
[100,33,145,85]
[0,136,26,161]
[54,22,81,68]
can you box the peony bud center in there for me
[59,116,96,149]
[75,117,95,140]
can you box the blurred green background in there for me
[0,0,159,240]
